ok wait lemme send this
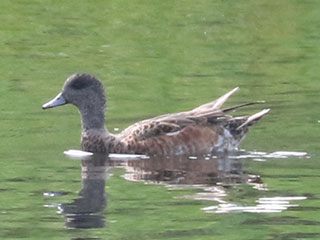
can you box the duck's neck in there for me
[80,105,108,131]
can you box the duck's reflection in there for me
[58,152,262,229]
[121,154,261,187]
[59,154,109,229]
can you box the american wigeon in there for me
[42,73,269,155]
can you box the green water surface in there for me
[1,0,320,239]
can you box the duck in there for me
[42,73,269,156]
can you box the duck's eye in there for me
[70,79,91,90]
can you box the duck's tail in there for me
[236,108,270,130]
[221,108,270,146]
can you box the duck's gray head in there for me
[42,73,106,112]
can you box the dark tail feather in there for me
[222,101,266,113]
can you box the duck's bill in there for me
[42,92,67,109]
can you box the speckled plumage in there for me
[43,73,269,156]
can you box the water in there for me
[1,0,320,239]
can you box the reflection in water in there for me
[59,154,109,229]
[121,153,257,186]
[46,150,308,229]
[202,196,307,214]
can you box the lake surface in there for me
[1,0,320,239]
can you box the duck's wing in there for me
[118,87,268,141]
[118,119,193,141]
[191,87,240,112]
[118,112,222,141]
